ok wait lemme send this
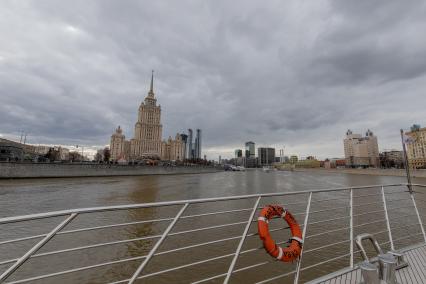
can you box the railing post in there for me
[411,192,426,243]
[223,196,261,284]
[350,188,354,268]
[381,186,394,251]
[128,203,189,284]
[0,213,78,282]
[294,192,312,284]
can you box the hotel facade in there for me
[109,73,201,162]
[343,129,379,168]
[405,125,426,169]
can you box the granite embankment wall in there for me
[294,167,426,178]
[0,162,221,179]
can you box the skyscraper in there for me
[245,141,255,158]
[180,134,188,160]
[187,129,193,159]
[258,147,275,166]
[195,129,202,159]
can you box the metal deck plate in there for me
[310,244,426,284]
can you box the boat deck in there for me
[310,243,426,284]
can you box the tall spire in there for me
[148,70,154,96]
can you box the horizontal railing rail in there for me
[0,183,425,284]
[0,183,406,224]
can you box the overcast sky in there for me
[1,0,426,159]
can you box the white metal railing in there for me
[0,183,425,284]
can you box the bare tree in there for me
[103,147,111,162]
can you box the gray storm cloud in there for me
[1,0,426,159]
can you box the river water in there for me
[1,170,425,283]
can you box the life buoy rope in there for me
[257,205,303,262]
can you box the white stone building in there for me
[110,126,126,161]
[343,129,379,167]
[130,72,163,160]
[109,72,185,162]
[406,125,426,169]
[161,134,185,161]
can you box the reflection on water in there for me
[0,171,425,283]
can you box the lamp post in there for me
[76,145,84,162]
[400,129,413,193]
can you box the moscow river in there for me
[1,170,426,283]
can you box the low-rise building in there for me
[56,146,70,161]
[380,150,404,168]
[0,145,24,161]
[296,158,320,168]
[0,138,35,161]
[34,145,51,156]
[289,155,298,164]
[323,158,346,169]
[244,157,258,168]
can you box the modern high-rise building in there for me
[187,129,193,159]
[180,134,188,160]
[245,141,255,158]
[235,149,242,158]
[185,128,202,160]
[194,129,202,159]
[258,147,275,166]
[405,124,426,169]
[344,129,379,167]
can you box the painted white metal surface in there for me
[0,183,425,284]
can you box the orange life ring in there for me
[257,205,303,262]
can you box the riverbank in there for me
[293,167,426,177]
[0,162,221,179]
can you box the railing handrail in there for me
[1,182,425,284]
[0,183,408,225]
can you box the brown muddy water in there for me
[1,170,426,283]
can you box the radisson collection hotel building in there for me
[110,72,202,162]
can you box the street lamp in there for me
[76,145,84,162]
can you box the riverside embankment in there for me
[0,162,221,179]
[293,167,426,178]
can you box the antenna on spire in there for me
[149,70,154,94]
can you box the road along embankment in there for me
[0,162,221,179]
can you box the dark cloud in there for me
[1,0,426,159]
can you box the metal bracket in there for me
[388,251,408,270]
[356,234,405,284]
[355,233,384,262]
